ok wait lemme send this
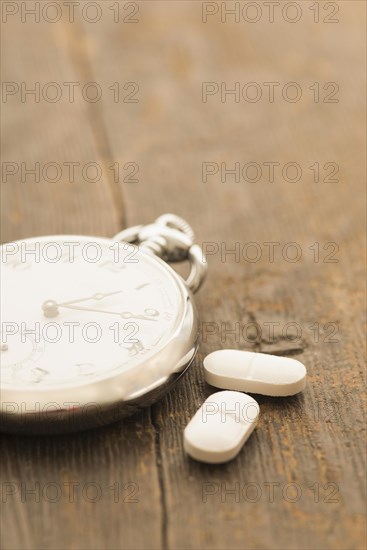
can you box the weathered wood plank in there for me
[0,11,162,550]
[1,1,366,549]
[0,11,124,240]
[81,2,366,549]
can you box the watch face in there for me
[0,236,185,393]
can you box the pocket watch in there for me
[0,214,207,434]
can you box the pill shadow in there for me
[203,382,307,414]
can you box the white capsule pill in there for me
[184,391,259,464]
[203,350,306,397]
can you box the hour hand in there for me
[42,290,123,317]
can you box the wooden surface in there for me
[1,2,366,549]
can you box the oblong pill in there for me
[184,391,259,464]
[203,350,306,397]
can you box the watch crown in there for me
[112,214,207,293]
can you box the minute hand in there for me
[55,304,158,321]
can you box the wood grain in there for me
[1,2,366,549]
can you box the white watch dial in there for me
[0,236,184,390]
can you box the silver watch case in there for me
[1,245,199,435]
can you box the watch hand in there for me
[61,290,124,306]
[47,290,124,308]
[42,285,154,317]
[52,304,121,315]
[44,303,158,320]
[42,291,124,317]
